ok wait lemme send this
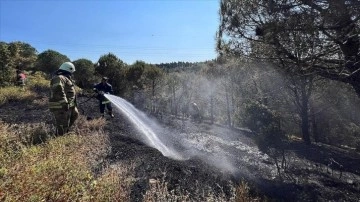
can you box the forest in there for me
[1,1,359,201]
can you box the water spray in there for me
[105,94,186,160]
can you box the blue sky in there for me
[0,0,220,64]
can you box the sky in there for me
[0,0,220,64]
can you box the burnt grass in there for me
[1,93,360,202]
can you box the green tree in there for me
[218,0,360,97]
[0,42,12,85]
[96,53,127,95]
[35,50,70,75]
[127,61,147,90]
[144,65,163,96]
[126,61,149,107]
[8,41,38,70]
[72,59,95,89]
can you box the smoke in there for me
[104,94,243,174]
[102,60,295,177]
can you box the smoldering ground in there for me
[104,92,276,182]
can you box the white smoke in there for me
[104,94,241,174]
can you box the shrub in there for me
[27,71,50,93]
[0,86,36,106]
[242,101,287,176]
[242,101,279,133]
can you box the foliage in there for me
[127,60,147,89]
[243,101,288,176]
[8,41,38,70]
[155,61,198,70]
[0,42,12,86]
[0,41,38,86]
[218,0,360,96]
[0,86,36,106]
[243,101,279,133]
[72,58,96,89]
[35,49,70,75]
[0,71,51,106]
[143,64,164,97]
[96,53,127,95]
[27,71,51,92]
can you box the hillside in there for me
[1,85,360,201]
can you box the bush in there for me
[27,71,50,93]
[0,86,36,106]
[242,101,279,133]
[243,101,287,176]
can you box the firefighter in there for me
[190,102,202,123]
[16,69,26,90]
[48,62,79,136]
[93,77,114,118]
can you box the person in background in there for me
[48,62,79,136]
[190,102,202,123]
[93,77,114,118]
[16,69,26,90]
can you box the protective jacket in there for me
[49,72,77,110]
[93,82,113,103]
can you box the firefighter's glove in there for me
[98,91,104,95]
[62,103,70,111]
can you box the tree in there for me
[0,41,38,85]
[286,74,315,144]
[127,61,146,90]
[72,59,95,89]
[218,0,360,97]
[35,50,70,75]
[143,65,164,97]
[8,41,37,70]
[96,53,127,95]
[0,42,12,85]
[143,65,164,114]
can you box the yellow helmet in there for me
[59,62,75,73]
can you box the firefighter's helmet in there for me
[102,77,109,81]
[59,62,76,73]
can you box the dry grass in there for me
[0,119,132,201]
[0,86,36,106]
[143,175,261,202]
[0,71,50,106]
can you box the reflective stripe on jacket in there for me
[49,74,76,109]
[102,100,111,104]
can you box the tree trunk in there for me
[225,87,231,128]
[172,86,177,116]
[210,96,214,124]
[310,105,319,143]
[301,84,311,145]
